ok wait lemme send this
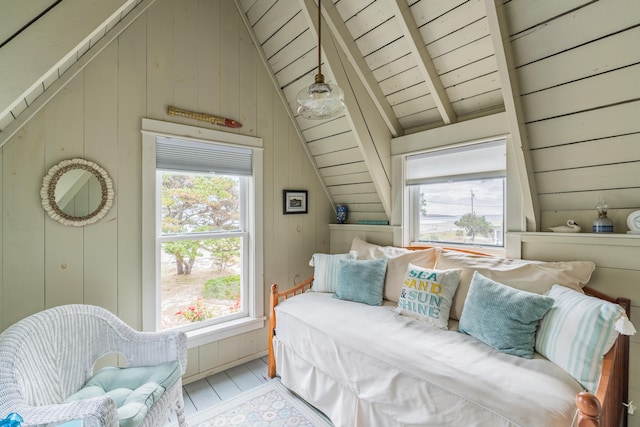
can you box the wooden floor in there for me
[168,356,270,423]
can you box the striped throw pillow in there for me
[309,252,356,293]
[535,285,627,393]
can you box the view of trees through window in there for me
[418,177,504,247]
[160,172,243,330]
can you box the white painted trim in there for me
[141,118,263,149]
[185,316,266,349]
[485,0,539,231]
[140,119,264,343]
[391,112,509,156]
[183,349,269,385]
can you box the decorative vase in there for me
[592,201,613,233]
[336,205,348,224]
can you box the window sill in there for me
[409,241,506,257]
[185,316,266,349]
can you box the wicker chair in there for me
[0,304,187,427]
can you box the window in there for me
[406,139,506,248]
[142,119,264,346]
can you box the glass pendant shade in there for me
[296,0,345,120]
[297,74,345,119]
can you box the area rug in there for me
[184,379,333,427]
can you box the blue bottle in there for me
[336,205,348,224]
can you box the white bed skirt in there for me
[273,293,582,427]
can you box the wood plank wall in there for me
[505,0,640,232]
[0,0,331,383]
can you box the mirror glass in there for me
[41,158,114,226]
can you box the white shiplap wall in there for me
[0,0,332,383]
[505,0,640,231]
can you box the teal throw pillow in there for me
[309,252,356,292]
[334,258,388,306]
[458,271,554,358]
[396,264,461,330]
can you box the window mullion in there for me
[159,231,247,243]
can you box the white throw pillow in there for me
[308,252,357,293]
[434,250,595,320]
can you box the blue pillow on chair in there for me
[334,258,388,306]
[64,360,181,427]
[458,271,554,358]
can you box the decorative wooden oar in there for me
[167,106,242,128]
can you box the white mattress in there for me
[274,292,583,427]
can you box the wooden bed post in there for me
[576,392,601,427]
[575,294,631,427]
[267,276,315,379]
[268,283,279,378]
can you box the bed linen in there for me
[274,292,583,427]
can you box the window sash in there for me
[406,139,506,248]
[156,170,249,332]
[159,233,249,333]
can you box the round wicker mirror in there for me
[41,158,114,226]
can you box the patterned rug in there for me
[184,379,333,427]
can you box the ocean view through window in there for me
[407,139,506,248]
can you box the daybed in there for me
[267,238,634,427]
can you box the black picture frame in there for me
[283,190,308,214]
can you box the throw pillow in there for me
[535,285,636,393]
[435,250,595,320]
[334,258,388,306]
[351,236,410,259]
[395,264,461,330]
[458,272,554,358]
[350,237,440,302]
[309,252,356,293]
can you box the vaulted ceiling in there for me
[2,0,639,231]
[235,0,520,225]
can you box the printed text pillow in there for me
[396,264,461,330]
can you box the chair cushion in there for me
[64,360,181,427]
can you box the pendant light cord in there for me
[317,0,322,78]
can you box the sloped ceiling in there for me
[1,0,639,231]
[234,0,513,225]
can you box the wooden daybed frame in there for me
[267,259,631,427]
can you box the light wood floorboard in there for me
[168,356,269,423]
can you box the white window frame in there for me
[405,140,507,249]
[141,118,264,348]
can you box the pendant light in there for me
[296,0,345,120]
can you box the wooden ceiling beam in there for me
[485,0,540,231]
[389,0,457,125]
[321,0,404,137]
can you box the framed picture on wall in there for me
[283,190,308,214]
